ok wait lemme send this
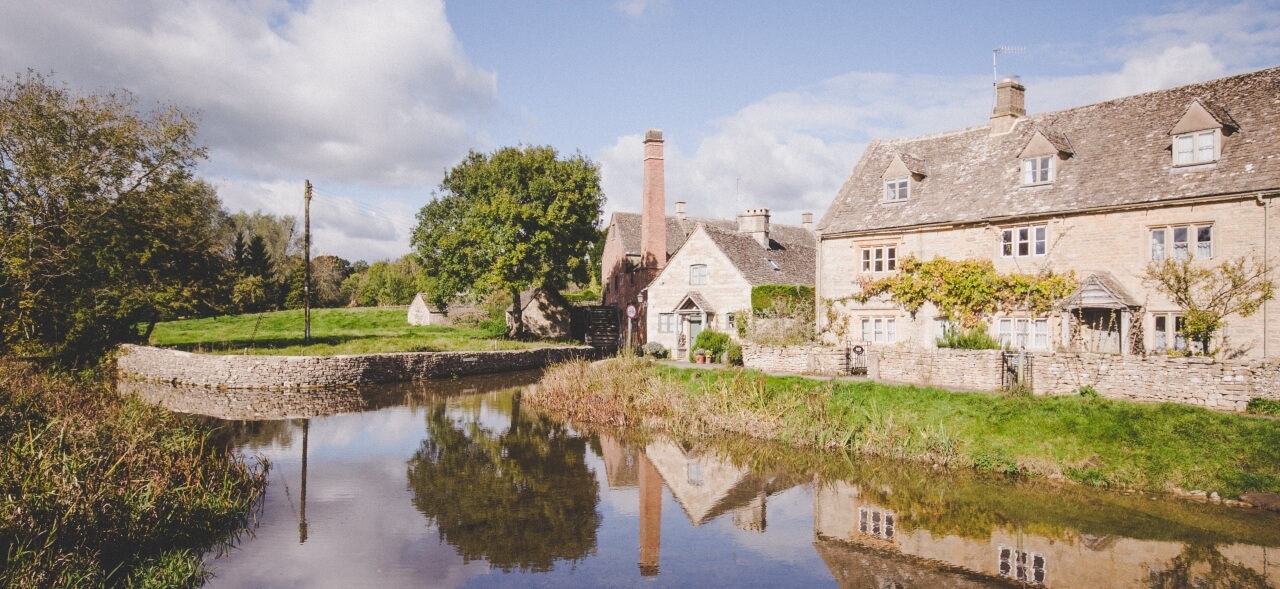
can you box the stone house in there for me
[602,128,816,346]
[644,210,814,358]
[817,67,1280,359]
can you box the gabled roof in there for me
[673,291,714,313]
[609,211,736,258]
[1057,272,1141,310]
[819,66,1280,237]
[699,223,816,287]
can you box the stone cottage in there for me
[644,210,815,358]
[817,66,1280,359]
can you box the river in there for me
[123,372,1280,588]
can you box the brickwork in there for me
[116,344,596,390]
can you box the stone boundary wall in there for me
[117,344,597,390]
[741,344,849,376]
[745,344,1280,412]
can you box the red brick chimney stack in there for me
[641,129,666,270]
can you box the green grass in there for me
[530,357,1280,498]
[149,308,561,355]
[0,360,266,588]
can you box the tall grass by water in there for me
[0,360,267,588]
[148,307,554,355]
[528,356,1280,498]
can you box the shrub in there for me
[936,323,1002,350]
[727,342,744,366]
[639,341,668,359]
[1247,397,1280,417]
[691,330,730,363]
[1078,385,1099,398]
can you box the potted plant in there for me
[694,349,707,363]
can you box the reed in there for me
[0,360,267,588]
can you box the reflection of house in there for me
[813,480,1280,588]
[601,129,814,347]
[643,439,802,531]
[595,434,639,488]
[817,67,1280,358]
[644,213,815,359]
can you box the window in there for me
[690,264,708,285]
[686,461,705,487]
[1153,313,1188,353]
[998,318,1049,349]
[860,317,897,344]
[861,246,897,273]
[726,313,736,331]
[935,318,958,342]
[1001,225,1047,257]
[883,178,909,202]
[658,313,676,333]
[999,547,1046,585]
[1022,155,1053,185]
[1175,130,1217,165]
[1150,224,1212,261]
[858,508,896,541]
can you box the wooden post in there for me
[304,180,312,344]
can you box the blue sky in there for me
[3,0,1279,261]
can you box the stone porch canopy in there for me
[1055,272,1142,353]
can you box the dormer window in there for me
[1021,155,1053,185]
[1169,99,1235,167]
[881,153,925,203]
[1174,130,1217,166]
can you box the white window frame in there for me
[658,313,676,333]
[857,507,896,541]
[997,318,1049,350]
[861,245,898,273]
[860,317,897,344]
[1152,313,1189,353]
[1150,224,1212,261]
[1021,155,1053,185]
[1001,224,1047,258]
[999,546,1046,585]
[689,264,708,285]
[1174,130,1217,166]
[883,177,909,202]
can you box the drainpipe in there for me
[1261,193,1271,360]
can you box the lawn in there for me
[530,356,1280,497]
[148,308,560,355]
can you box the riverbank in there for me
[526,356,1280,499]
[0,360,266,588]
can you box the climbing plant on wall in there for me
[852,256,1077,327]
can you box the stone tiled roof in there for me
[611,211,736,258]
[700,223,816,287]
[819,66,1280,236]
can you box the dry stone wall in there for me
[117,344,596,390]
[745,343,1280,412]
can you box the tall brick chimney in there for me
[640,130,666,269]
[990,77,1026,135]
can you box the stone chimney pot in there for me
[990,77,1026,135]
[737,208,771,248]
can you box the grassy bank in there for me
[0,360,267,588]
[528,356,1280,498]
[149,307,556,355]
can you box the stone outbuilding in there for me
[507,288,574,340]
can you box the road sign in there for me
[626,304,637,319]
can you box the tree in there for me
[412,146,604,338]
[1143,255,1274,354]
[0,72,222,361]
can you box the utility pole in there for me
[304,180,312,344]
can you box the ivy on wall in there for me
[852,256,1077,327]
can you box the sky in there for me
[2,0,1279,262]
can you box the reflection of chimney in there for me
[641,130,666,269]
[733,492,767,533]
[802,212,813,231]
[737,208,771,248]
[638,451,662,577]
[990,77,1026,135]
[675,200,686,221]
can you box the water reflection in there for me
[130,375,1280,588]
[406,395,601,572]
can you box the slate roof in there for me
[611,211,737,258]
[819,66,1280,237]
[699,223,816,287]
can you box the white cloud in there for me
[615,0,670,18]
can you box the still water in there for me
[125,373,1280,588]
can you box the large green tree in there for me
[0,72,223,361]
[412,146,604,338]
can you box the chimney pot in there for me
[802,212,813,230]
[675,201,686,221]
